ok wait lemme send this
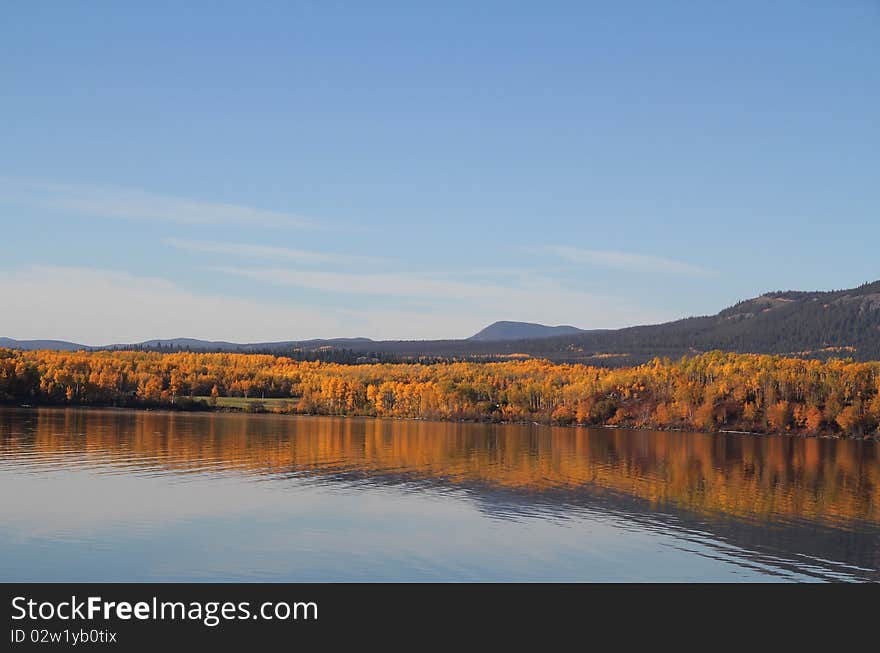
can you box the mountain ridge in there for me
[3,280,880,363]
[468,321,587,341]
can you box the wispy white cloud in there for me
[205,265,675,328]
[0,266,342,344]
[0,265,677,343]
[207,265,513,301]
[0,177,318,228]
[540,245,714,277]
[0,265,501,342]
[163,237,387,266]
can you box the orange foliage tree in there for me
[1,348,879,437]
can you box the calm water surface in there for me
[1,407,878,582]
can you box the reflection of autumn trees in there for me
[3,409,877,525]
[1,348,879,436]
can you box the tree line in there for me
[1,348,879,437]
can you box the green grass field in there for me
[194,396,299,411]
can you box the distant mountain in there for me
[126,338,241,351]
[346,281,880,362]
[130,337,375,352]
[0,337,86,351]
[469,321,586,341]
[514,280,880,363]
[4,280,880,364]
[0,336,375,354]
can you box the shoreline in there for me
[4,401,877,442]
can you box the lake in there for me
[1,406,878,582]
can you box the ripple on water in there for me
[0,406,878,581]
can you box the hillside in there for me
[468,321,586,341]
[349,280,880,363]
[519,280,880,363]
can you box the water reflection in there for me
[1,407,878,581]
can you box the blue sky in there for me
[1,1,878,344]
